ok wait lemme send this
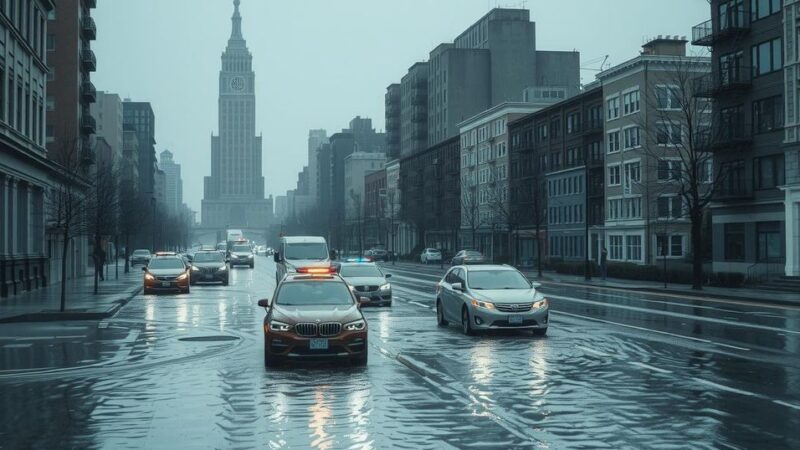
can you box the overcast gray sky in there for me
[92,0,710,213]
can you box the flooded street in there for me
[1,256,798,449]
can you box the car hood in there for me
[231,252,252,257]
[271,304,362,324]
[285,260,330,270]
[147,268,186,276]
[343,277,387,287]
[469,288,539,304]
[193,262,226,268]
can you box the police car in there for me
[336,258,392,307]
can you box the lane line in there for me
[691,377,759,397]
[773,400,800,411]
[409,301,432,309]
[629,361,673,374]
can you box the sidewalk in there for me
[0,260,142,323]
[522,270,800,307]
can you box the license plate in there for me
[161,282,171,287]
[309,339,329,350]
[508,315,524,325]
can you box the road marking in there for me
[409,301,432,309]
[691,377,759,397]
[629,361,673,374]
[548,293,798,336]
[2,343,32,349]
[774,400,800,411]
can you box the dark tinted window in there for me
[148,258,185,270]
[468,270,531,290]
[284,242,328,260]
[232,245,251,252]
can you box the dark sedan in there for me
[190,251,229,285]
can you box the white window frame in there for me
[606,94,621,121]
[657,157,682,182]
[655,84,681,111]
[608,163,621,186]
[655,234,685,258]
[608,234,624,260]
[622,126,641,150]
[622,88,641,116]
[607,129,621,154]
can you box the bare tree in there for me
[88,155,121,293]
[46,138,92,311]
[460,178,483,252]
[637,57,721,290]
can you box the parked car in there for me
[451,250,486,266]
[420,248,442,264]
[435,264,549,336]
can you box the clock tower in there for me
[202,0,271,231]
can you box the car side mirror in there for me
[451,282,464,291]
[384,273,392,279]
[358,297,370,307]
[531,282,542,289]
[257,298,270,308]
[273,252,282,263]
[141,266,147,272]
[329,250,337,261]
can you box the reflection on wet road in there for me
[1,258,798,448]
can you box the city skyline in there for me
[90,0,709,213]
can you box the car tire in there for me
[461,306,473,336]
[533,328,548,337]
[183,286,190,294]
[143,288,152,295]
[222,279,229,286]
[437,300,448,327]
[250,263,254,269]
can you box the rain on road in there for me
[1,255,798,449]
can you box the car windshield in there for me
[193,252,224,263]
[427,249,440,253]
[468,270,531,290]
[464,251,482,257]
[276,281,353,306]
[285,243,328,260]
[147,258,185,270]
[132,250,150,256]
[232,245,250,252]
[340,265,383,278]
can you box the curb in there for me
[0,285,143,324]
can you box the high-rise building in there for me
[1,0,64,298]
[400,62,429,158]
[123,101,156,196]
[307,129,327,203]
[158,150,182,215]
[202,0,270,229]
[693,1,787,276]
[46,0,96,165]
[385,84,401,159]
[91,92,123,165]
[783,0,800,277]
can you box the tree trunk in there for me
[124,232,130,274]
[535,222,543,278]
[60,228,69,312]
[690,208,704,290]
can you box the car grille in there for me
[294,323,317,337]
[355,285,379,292]
[319,322,342,336]
[495,303,533,312]
[156,276,177,281]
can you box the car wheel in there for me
[264,345,276,368]
[436,300,448,327]
[461,306,473,336]
[250,263,254,269]
[222,279,229,286]
[533,328,548,337]
[183,286,190,294]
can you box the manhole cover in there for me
[178,336,240,342]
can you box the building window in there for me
[607,96,620,120]
[756,221,782,261]
[550,117,561,139]
[657,235,684,257]
[46,33,54,51]
[657,195,683,218]
[626,235,642,261]
[656,122,682,145]
[655,85,680,110]
[608,165,621,186]
[719,0,746,29]
[754,154,784,189]
[724,223,745,260]
[609,235,623,260]
[752,96,783,134]
[622,90,640,115]
[46,95,54,111]
[624,161,641,187]
[607,130,620,153]
[750,0,782,21]
[751,38,782,77]
[623,127,640,149]
[566,112,581,134]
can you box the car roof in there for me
[281,236,327,244]
[459,264,516,272]
[151,255,182,260]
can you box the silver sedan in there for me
[435,264,549,336]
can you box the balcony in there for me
[81,81,96,102]
[693,64,751,98]
[81,114,96,133]
[713,121,751,150]
[81,49,96,72]
[691,11,749,46]
[81,16,96,40]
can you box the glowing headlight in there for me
[380,283,391,291]
[191,266,200,271]
[470,298,495,310]
[533,298,549,309]
[218,265,227,271]
[269,321,291,332]
[177,272,188,281]
[345,319,366,331]
[144,273,155,281]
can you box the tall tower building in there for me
[202,0,270,229]
[158,150,182,215]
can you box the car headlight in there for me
[144,273,155,281]
[191,266,200,271]
[470,298,495,310]
[533,298,549,309]
[269,320,292,332]
[177,272,188,281]
[380,283,391,291]
[218,265,227,271]
[345,319,366,331]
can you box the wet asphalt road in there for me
[0,256,799,449]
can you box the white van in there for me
[273,236,333,281]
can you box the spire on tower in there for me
[230,0,243,41]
